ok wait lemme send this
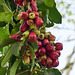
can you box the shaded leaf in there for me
[1,49,12,67]
[10,59,21,75]
[10,42,23,56]
[0,67,6,75]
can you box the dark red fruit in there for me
[46,44,55,51]
[43,39,49,45]
[26,0,32,2]
[10,34,23,41]
[35,51,39,58]
[47,64,52,68]
[39,47,46,56]
[55,50,61,56]
[14,0,23,4]
[35,17,43,27]
[29,32,37,42]
[46,57,52,64]
[18,1,23,7]
[52,59,59,67]
[20,20,28,32]
[48,51,59,60]
[40,60,47,66]
[55,42,63,50]
[48,34,55,41]
[31,11,39,18]
[36,40,43,48]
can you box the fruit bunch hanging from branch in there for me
[0,0,63,75]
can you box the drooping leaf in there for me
[28,45,35,71]
[1,49,12,67]
[10,59,21,75]
[10,42,23,56]
[44,68,62,75]
[29,41,38,52]
[0,24,10,41]
[0,67,6,75]
[43,0,54,7]
[0,38,16,48]
[49,7,62,23]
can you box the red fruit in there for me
[55,50,61,56]
[27,19,34,26]
[18,1,23,7]
[20,20,28,32]
[26,9,32,14]
[35,51,39,58]
[31,0,37,6]
[52,59,59,67]
[48,34,56,41]
[14,0,23,4]
[46,57,52,64]
[48,51,59,60]
[40,60,47,66]
[10,34,23,41]
[36,40,43,48]
[31,11,39,18]
[43,39,49,45]
[31,5,38,12]
[46,44,55,51]
[55,42,63,50]
[35,17,43,27]
[29,32,37,42]
[39,47,46,56]
[21,12,29,19]
[47,64,52,68]
[26,0,32,2]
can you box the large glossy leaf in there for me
[10,42,23,56]
[44,68,62,75]
[1,49,12,67]
[49,7,62,23]
[43,0,54,7]
[10,59,21,75]
[0,38,16,48]
[0,24,10,41]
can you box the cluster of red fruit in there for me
[10,0,63,68]
[14,0,37,11]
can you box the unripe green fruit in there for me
[39,11,42,17]
[49,41,54,45]
[45,33,50,38]
[40,26,46,33]
[29,13,35,19]
[20,19,24,24]
[38,33,44,40]
[23,30,30,38]
[33,30,40,36]
[26,50,31,56]
[30,25,36,30]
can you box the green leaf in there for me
[0,5,5,12]
[10,59,21,75]
[0,38,16,48]
[49,7,62,23]
[0,12,13,23]
[1,49,12,67]
[0,24,10,41]
[10,42,23,56]
[29,41,38,52]
[28,45,35,71]
[45,68,62,75]
[0,67,6,75]
[43,0,54,7]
